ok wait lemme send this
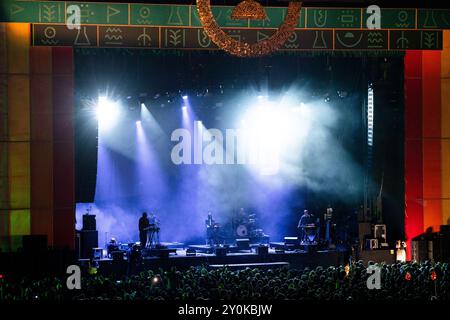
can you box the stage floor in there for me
[89,247,347,276]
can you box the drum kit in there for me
[235,214,265,239]
[205,211,267,245]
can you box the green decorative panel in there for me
[306,8,361,29]
[248,7,306,28]
[363,9,416,29]
[130,4,189,26]
[1,0,65,23]
[418,9,450,29]
[191,5,248,28]
[67,2,128,25]
[1,1,450,33]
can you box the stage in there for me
[83,247,345,276]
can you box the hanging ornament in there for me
[196,0,302,57]
[231,0,268,20]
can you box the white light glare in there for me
[97,96,120,129]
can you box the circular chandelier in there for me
[196,0,302,57]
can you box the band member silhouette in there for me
[139,212,150,247]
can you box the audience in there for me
[0,261,448,301]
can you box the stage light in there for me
[136,120,142,126]
[239,101,299,175]
[96,96,120,129]
[141,103,146,109]
[182,105,187,110]
[182,95,188,100]
[367,86,374,147]
[257,95,268,100]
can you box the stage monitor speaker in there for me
[236,238,250,249]
[284,237,298,249]
[82,214,96,231]
[215,247,227,257]
[186,248,196,256]
[80,230,98,259]
[284,237,298,245]
[22,235,47,253]
[257,245,269,257]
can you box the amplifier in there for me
[80,230,98,259]
[82,214,96,231]
[236,238,250,249]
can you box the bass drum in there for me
[236,224,248,237]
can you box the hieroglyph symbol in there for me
[421,32,438,49]
[104,27,123,45]
[10,4,25,16]
[285,31,299,49]
[107,6,121,23]
[422,10,437,28]
[40,4,60,23]
[138,28,152,47]
[198,30,212,47]
[257,31,270,42]
[168,7,184,25]
[74,27,91,45]
[78,4,93,24]
[166,29,185,47]
[336,32,363,48]
[396,31,409,49]
[339,10,357,28]
[313,10,327,27]
[137,7,152,24]
[396,11,410,28]
[42,26,58,45]
[367,32,384,48]
[313,30,327,48]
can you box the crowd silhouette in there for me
[0,261,448,301]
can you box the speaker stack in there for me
[412,225,450,262]
[80,215,98,259]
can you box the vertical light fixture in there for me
[367,86,374,147]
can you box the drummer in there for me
[297,209,319,243]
